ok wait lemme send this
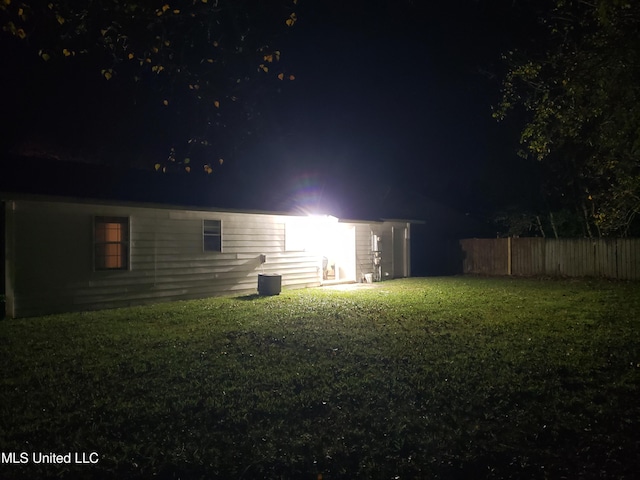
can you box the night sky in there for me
[1,1,540,229]
[223,1,531,217]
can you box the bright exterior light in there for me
[285,214,337,253]
[307,214,338,224]
[304,215,339,254]
[314,215,340,257]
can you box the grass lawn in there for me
[1,276,639,479]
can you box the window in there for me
[203,219,222,252]
[285,219,306,252]
[94,216,129,270]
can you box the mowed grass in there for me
[1,276,639,479]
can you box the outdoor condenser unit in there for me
[258,273,281,296]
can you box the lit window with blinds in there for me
[94,217,129,270]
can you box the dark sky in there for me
[1,0,541,223]
[230,1,539,215]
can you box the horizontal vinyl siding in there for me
[8,200,321,317]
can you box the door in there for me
[321,223,356,283]
[392,225,408,278]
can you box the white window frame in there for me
[203,219,222,252]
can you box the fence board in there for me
[512,237,544,276]
[459,238,640,280]
[617,239,640,280]
[545,240,562,276]
[460,238,509,275]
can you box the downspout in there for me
[153,213,157,287]
[507,236,512,276]
[391,226,395,279]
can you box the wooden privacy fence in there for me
[459,238,640,280]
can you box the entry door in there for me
[322,223,356,283]
[392,226,408,278]
[336,225,356,281]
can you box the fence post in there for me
[507,237,512,275]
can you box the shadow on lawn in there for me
[236,293,273,301]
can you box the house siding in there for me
[369,223,396,280]
[4,197,415,318]
[5,199,322,317]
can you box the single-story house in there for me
[2,195,415,318]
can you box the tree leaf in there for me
[7,0,301,176]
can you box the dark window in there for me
[94,217,129,270]
[203,219,222,252]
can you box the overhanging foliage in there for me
[496,0,640,237]
[0,0,299,171]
